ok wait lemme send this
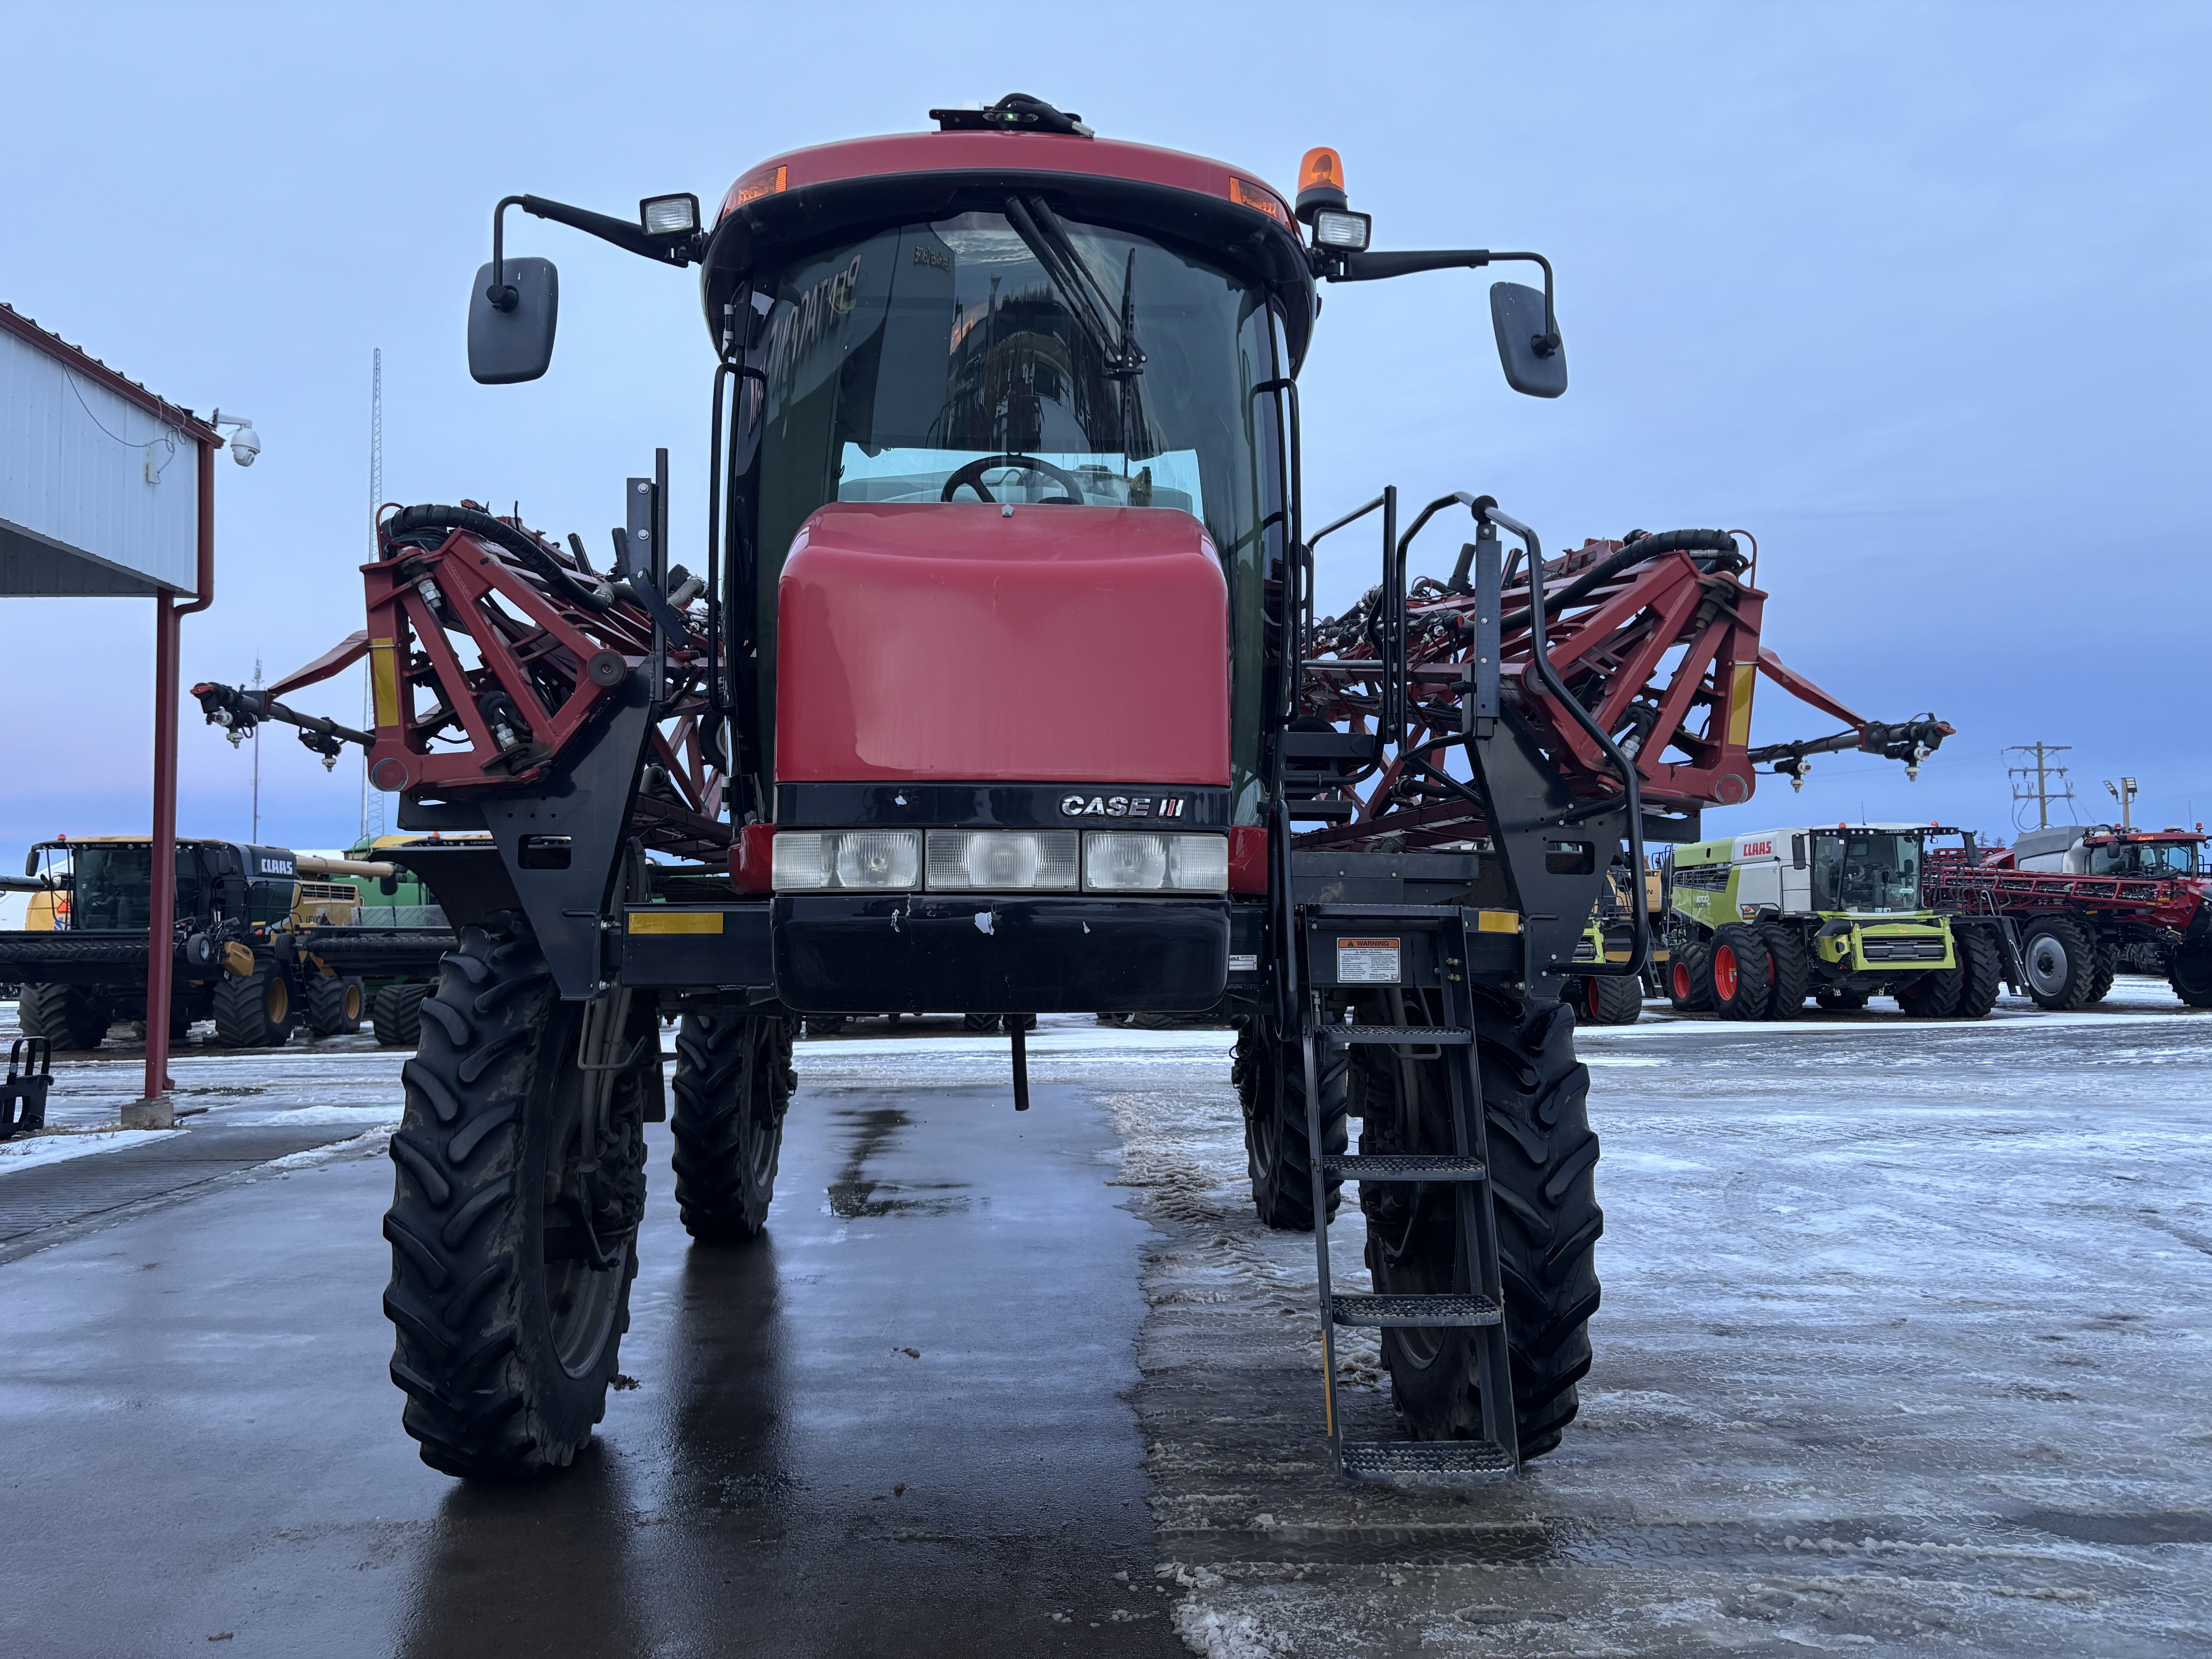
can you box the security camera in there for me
[211,409,261,467]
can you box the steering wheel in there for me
[939,453,1087,506]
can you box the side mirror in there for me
[24,848,38,878]
[1490,281,1567,399]
[380,875,399,896]
[468,256,560,385]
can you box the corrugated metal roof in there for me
[0,302,219,443]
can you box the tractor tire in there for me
[1951,928,2003,1019]
[1760,923,1812,1020]
[2172,946,2212,1008]
[1233,1016,1348,1230]
[382,912,647,1479]
[961,1012,1001,1033]
[2021,915,2098,1011]
[1577,972,1644,1026]
[372,982,431,1048]
[1707,924,1773,1020]
[213,964,295,1048]
[1668,946,1714,1013]
[17,983,113,1050]
[2085,946,2117,1006]
[1895,963,1962,1018]
[306,975,365,1038]
[1358,990,1601,1460]
[1006,1012,1038,1031]
[1815,986,1869,1011]
[802,1015,847,1037]
[669,1012,793,1243]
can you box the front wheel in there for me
[1358,991,1601,1459]
[2172,946,2212,1009]
[18,982,113,1050]
[305,974,365,1037]
[1668,945,1714,1013]
[670,1012,793,1243]
[2022,915,2097,1010]
[1577,973,1644,1025]
[213,963,294,1047]
[1234,1016,1347,1230]
[1707,923,1773,1020]
[382,913,649,1478]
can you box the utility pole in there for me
[361,347,383,845]
[251,655,263,843]
[2007,742,2074,829]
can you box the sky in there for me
[1,1,2207,907]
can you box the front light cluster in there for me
[772,829,1226,893]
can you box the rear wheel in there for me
[306,974,365,1037]
[670,1012,793,1242]
[372,982,430,1047]
[1759,923,1812,1020]
[961,1012,1001,1033]
[2172,946,2212,1008]
[1707,923,1773,1020]
[1578,973,1644,1025]
[1951,927,2002,1018]
[18,983,113,1050]
[1358,991,1601,1459]
[1234,1016,1347,1230]
[213,963,294,1047]
[802,1015,846,1037]
[1668,944,1714,1013]
[1896,954,1963,1017]
[382,912,648,1479]
[2022,915,2097,1010]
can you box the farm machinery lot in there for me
[3,991,2208,1657]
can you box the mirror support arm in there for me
[1328,247,1559,357]
[489,192,706,311]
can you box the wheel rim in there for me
[742,1027,782,1190]
[544,997,642,1378]
[266,979,289,1024]
[343,983,362,1022]
[1714,945,1739,1001]
[2025,932,2068,997]
[1585,979,1602,1018]
[1671,960,1692,1000]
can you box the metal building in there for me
[0,303,222,1120]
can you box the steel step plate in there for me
[1330,1291,1502,1328]
[1323,1153,1487,1182]
[1322,1025,1472,1045]
[1339,1439,1516,1486]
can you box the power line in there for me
[2006,742,2074,831]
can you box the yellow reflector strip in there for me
[629,911,724,935]
[1477,910,1522,934]
[1727,661,1756,747]
[369,638,399,730]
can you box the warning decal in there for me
[1336,937,1401,984]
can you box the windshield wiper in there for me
[1004,196,1146,381]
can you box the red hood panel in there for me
[776,502,1229,786]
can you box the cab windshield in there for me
[745,208,1282,811]
[66,845,196,932]
[2089,840,2200,878]
[1811,831,1923,914]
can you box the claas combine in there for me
[197,94,1944,1483]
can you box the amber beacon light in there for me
[1295,148,1348,222]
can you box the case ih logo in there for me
[1061,794,1188,819]
[1739,839,1774,857]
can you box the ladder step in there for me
[1338,1439,1516,1486]
[1322,1025,1470,1046]
[1324,1154,1487,1182]
[1330,1292,1501,1328]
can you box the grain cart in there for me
[192,94,1939,1483]
[1662,824,2000,1019]
[1,836,452,1047]
[1926,824,2212,1008]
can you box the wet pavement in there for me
[2,993,2209,1656]
[0,1018,1182,1658]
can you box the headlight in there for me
[1083,832,1229,893]
[926,830,1078,891]
[772,830,922,891]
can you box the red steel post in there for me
[139,437,218,1112]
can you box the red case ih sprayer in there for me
[1926,824,2212,1009]
[198,94,1944,1484]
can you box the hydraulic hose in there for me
[383,503,616,613]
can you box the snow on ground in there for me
[0,1126,185,1170]
[1102,985,2212,1657]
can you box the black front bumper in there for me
[774,894,1229,1014]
